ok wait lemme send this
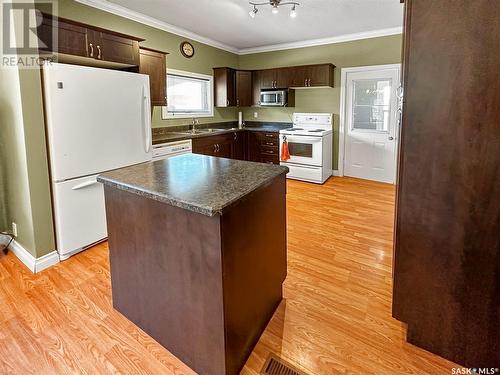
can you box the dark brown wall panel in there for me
[393,0,500,367]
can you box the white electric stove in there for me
[279,113,333,184]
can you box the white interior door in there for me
[343,66,400,183]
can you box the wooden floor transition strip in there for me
[261,353,309,375]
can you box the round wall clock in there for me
[180,41,195,58]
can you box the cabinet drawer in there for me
[260,154,279,165]
[260,146,278,155]
[256,132,278,143]
[260,138,278,147]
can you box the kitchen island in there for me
[98,154,288,375]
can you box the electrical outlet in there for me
[12,222,17,237]
[253,112,258,119]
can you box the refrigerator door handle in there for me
[142,85,151,153]
[71,178,99,190]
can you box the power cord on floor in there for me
[0,231,15,255]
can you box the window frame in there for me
[161,69,214,119]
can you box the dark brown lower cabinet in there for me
[192,133,234,158]
[248,131,279,164]
[231,132,246,160]
[192,130,279,164]
[393,0,500,367]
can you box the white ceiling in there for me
[79,0,404,54]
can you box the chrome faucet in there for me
[190,118,200,133]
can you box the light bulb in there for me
[290,5,297,18]
[272,5,279,14]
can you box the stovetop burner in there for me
[287,128,304,131]
[308,129,325,133]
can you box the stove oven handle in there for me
[282,136,323,142]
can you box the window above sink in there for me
[162,69,214,119]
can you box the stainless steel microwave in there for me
[260,90,287,107]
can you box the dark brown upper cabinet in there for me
[214,68,253,107]
[307,64,335,87]
[37,12,143,67]
[215,63,335,107]
[139,47,168,107]
[37,14,88,57]
[259,68,289,89]
[98,32,140,66]
[235,70,252,107]
[214,67,236,107]
[288,64,335,88]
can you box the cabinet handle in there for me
[217,144,220,152]
[265,142,273,145]
[214,144,217,153]
[226,99,229,106]
[265,134,274,138]
[97,45,102,60]
[237,99,240,106]
[234,133,237,140]
[89,43,94,57]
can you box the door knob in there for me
[388,136,395,140]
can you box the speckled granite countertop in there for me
[152,122,292,145]
[97,153,289,216]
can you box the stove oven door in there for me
[280,135,323,166]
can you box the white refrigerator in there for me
[43,63,152,260]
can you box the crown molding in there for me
[74,0,240,53]
[74,0,402,56]
[237,27,403,54]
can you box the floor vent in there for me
[261,353,308,375]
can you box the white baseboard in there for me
[332,170,341,177]
[1,234,59,273]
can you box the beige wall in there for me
[0,1,55,257]
[238,35,403,169]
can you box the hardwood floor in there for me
[0,177,459,374]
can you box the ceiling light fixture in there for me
[249,5,258,18]
[249,0,300,18]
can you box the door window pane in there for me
[289,142,313,158]
[352,79,392,131]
